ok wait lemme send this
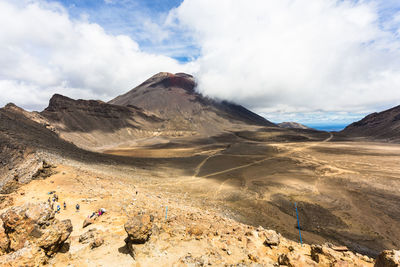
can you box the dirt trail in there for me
[201,132,333,178]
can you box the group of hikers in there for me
[47,191,82,214]
[47,192,64,213]
[46,191,106,219]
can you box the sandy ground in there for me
[96,131,400,257]
[4,129,400,262]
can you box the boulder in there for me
[0,202,55,251]
[0,219,9,255]
[0,202,72,262]
[79,228,98,244]
[124,214,152,244]
[90,237,104,249]
[278,251,318,267]
[311,244,342,265]
[262,229,280,247]
[375,250,400,267]
[83,217,96,228]
[187,225,204,237]
[0,245,48,267]
[79,228,104,249]
[36,219,73,256]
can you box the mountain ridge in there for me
[341,105,400,142]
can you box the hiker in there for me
[98,208,106,216]
[63,201,66,210]
[76,203,80,212]
[56,204,61,213]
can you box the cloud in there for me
[169,0,400,120]
[1,0,400,124]
[0,0,190,110]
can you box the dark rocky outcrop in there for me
[341,105,400,142]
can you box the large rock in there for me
[124,214,153,244]
[278,251,318,267]
[0,202,55,251]
[375,250,400,267]
[36,219,73,256]
[311,244,342,265]
[79,228,104,249]
[124,214,153,257]
[262,229,280,247]
[83,217,96,228]
[79,228,98,244]
[0,219,9,255]
[0,202,73,262]
[90,237,104,249]
[0,245,48,267]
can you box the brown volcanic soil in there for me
[1,102,399,264]
[1,77,400,264]
[99,129,400,257]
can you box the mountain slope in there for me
[40,94,165,150]
[109,72,275,134]
[341,105,400,142]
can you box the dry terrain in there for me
[1,72,400,265]
[94,127,400,257]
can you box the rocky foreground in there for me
[0,164,398,266]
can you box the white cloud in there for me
[0,0,190,110]
[1,0,400,124]
[169,0,400,118]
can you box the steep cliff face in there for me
[341,105,400,142]
[0,104,61,194]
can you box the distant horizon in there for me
[274,121,350,132]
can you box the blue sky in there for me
[59,0,198,62]
[1,0,400,127]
